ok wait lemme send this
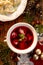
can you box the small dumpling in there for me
[14,0,21,6]
[0,5,4,14]
[5,4,17,14]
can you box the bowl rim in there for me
[0,0,27,22]
[6,23,38,54]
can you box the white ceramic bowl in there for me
[0,0,27,22]
[6,23,38,54]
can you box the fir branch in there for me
[34,24,43,33]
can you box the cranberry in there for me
[27,34,33,41]
[12,39,18,46]
[19,28,26,35]
[36,20,40,24]
[19,41,27,49]
[11,32,17,39]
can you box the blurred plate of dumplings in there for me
[0,0,27,22]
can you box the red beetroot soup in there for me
[10,26,34,50]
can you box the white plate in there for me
[0,0,27,22]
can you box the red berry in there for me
[19,41,27,49]
[36,20,40,24]
[11,32,17,39]
[27,34,33,41]
[19,28,26,35]
[12,39,18,46]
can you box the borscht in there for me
[10,26,34,50]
